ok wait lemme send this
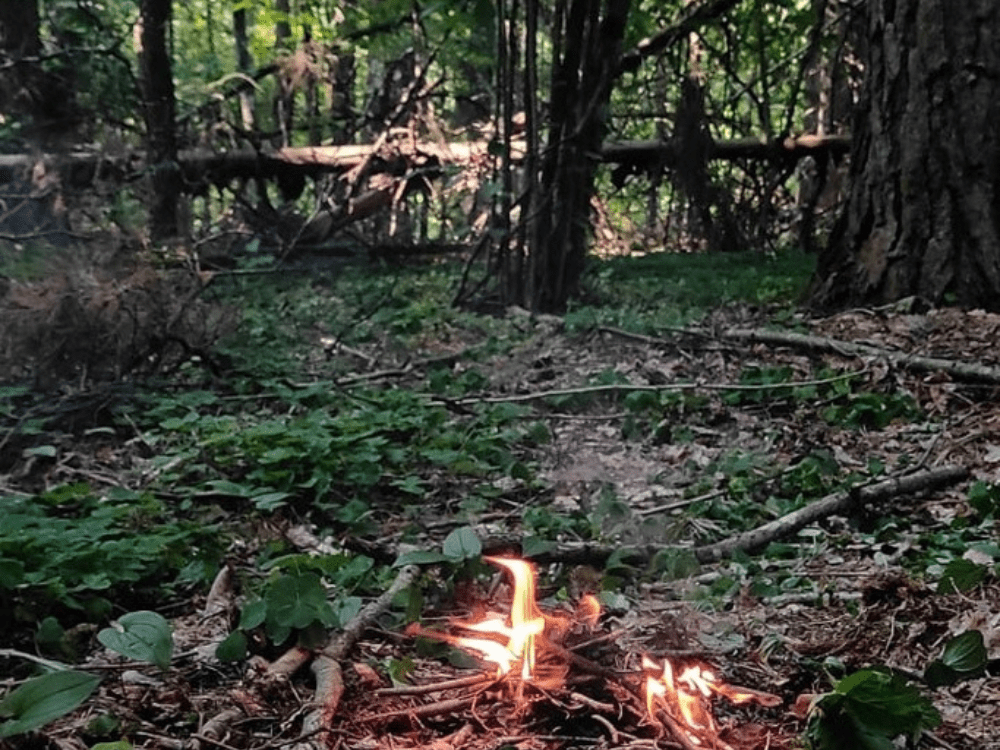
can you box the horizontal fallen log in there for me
[0,134,850,190]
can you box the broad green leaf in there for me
[97,611,173,670]
[937,558,987,593]
[239,599,268,630]
[442,527,481,561]
[92,741,132,750]
[521,536,554,558]
[266,573,331,629]
[250,491,292,511]
[0,558,24,588]
[333,596,363,627]
[925,630,987,687]
[0,670,100,737]
[215,631,248,662]
[808,668,940,749]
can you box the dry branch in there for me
[485,466,967,567]
[292,563,421,748]
[691,465,968,562]
[721,327,1000,384]
[448,367,865,406]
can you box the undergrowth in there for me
[2,247,994,748]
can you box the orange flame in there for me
[452,557,546,679]
[643,655,716,737]
[578,594,601,629]
[643,654,781,745]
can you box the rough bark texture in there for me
[138,0,181,241]
[810,0,1000,311]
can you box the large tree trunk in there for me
[137,0,181,241]
[810,0,1000,311]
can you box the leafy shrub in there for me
[0,484,221,635]
[806,667,941,750]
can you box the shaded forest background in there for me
[1,0,857,318]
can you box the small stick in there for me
[374,673,495,696]
[373,695,475,721]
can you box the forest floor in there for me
[3,261,1000,750]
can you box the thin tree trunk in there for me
[273,0,294,147]
[530,0,630,313]
[137,0,180,241]
[233,5,255,132]
[811,0,1000,311]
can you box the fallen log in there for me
[0,134,849,190]
[691,464,968,563]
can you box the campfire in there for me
[399,556,781,749]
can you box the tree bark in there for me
[233,5,255,132]
[0,0,77,142]
[810,0,1000,311]
[530,0,631,313]
[137,0,181,241]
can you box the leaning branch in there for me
[691,465,968,563]
[721,328,1000,384]
[485,466,968,567]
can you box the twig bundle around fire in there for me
[355,557,782,750]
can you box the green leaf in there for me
[266,573,332,629]
[97,611,173,670]
[0,558,25,588]
[215,631,248,662]
[967,480,1000,517]
[521,536,554,558]
[203,479,252,497]
[388,656,415,686]
[239,599,268,630]
[0,670,101,737]
[390,476,426,496]
[937,558,987,593]
[250,490,292,511]
[807,668,940,749]
[91,741,132,750]
[924,631,987,687]
[394,549,451,566]
[442,527,481,561]
[333,596,363,627]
